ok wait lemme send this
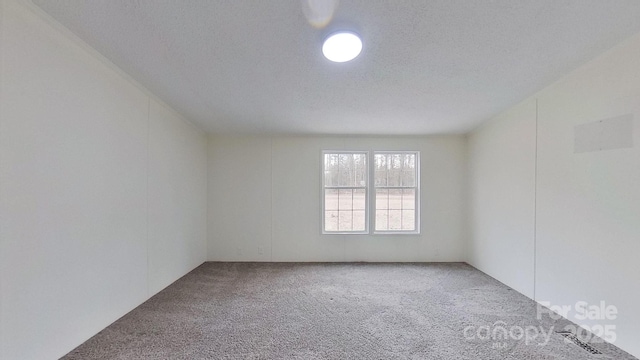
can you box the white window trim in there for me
[321,150,370,235]
[321,150,420,235]
[372,151,420,235]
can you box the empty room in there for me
[1,0,640,359]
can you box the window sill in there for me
[372,231,421,236]
[321,231,421,236]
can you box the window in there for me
[322,150,419,234]
[322,152,368,234]
[373,152,419,232]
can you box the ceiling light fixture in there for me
[322,32,362,62]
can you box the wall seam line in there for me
[205,136,210,263]
[533,98,538,301]
[0,1,4,357]
[146,97,151,296]
[270,137,274,262]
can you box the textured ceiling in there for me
[33,0,640,135]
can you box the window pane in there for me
[338,189,353,210]
[375,210,388,231]
[376,189,388,210]
[338,211,352,231]
[339,154,357,187]
[401,171,415,187]
[402,210,415,231]
[389,189,402,210]
[354,154,367,187]
[338,154,351,186]
[324,154,338,187]
[325,189,338,210]
[374,154,387,186]
[387,154,402,187]
[374,171,386,186]
[389,210,402,230]
[402,189,415,210]
[325,211,338,231]
[373,153,417,187]
[353,210,366,231]
[353,189,366,210]
[401,153,416,186]
[324,153,367,187]
[390,154,401,169]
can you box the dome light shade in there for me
[322,32,362,62]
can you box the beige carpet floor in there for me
[62,262,637,359]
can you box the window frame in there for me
[371,151,420,235]
[321,150,370,235]
[321,150,420,235]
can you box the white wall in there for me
[535,33,640,358]
[467,98,537,298]
[468,32,640,357]
[0,1,208,359]
[147,101,207,295]
[208,135,467,262]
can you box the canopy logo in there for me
[463,321,554,348]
